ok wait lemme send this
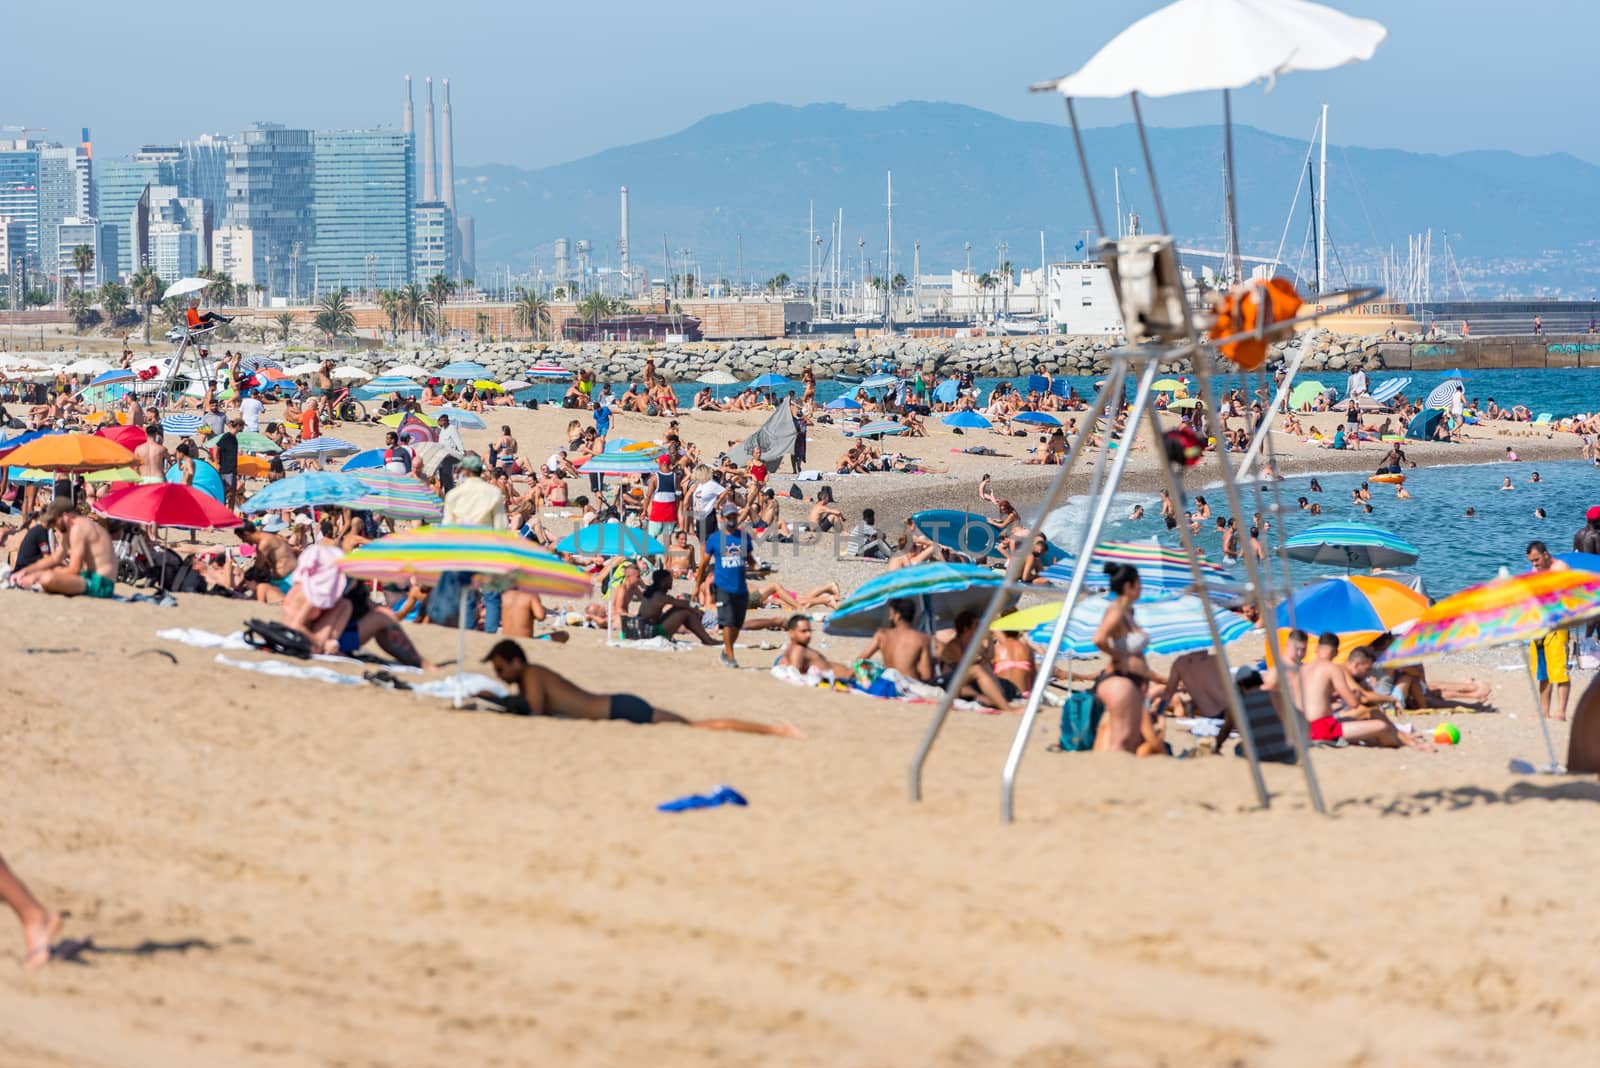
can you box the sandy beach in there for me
[4,370,1599,1066]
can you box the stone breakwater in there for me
[343,332,1383,383]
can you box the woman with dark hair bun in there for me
[1093,563,1168,756]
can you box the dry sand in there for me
[3,386,1598,1066]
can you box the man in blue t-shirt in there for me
[593,401,611,443]
[697,504,753,668]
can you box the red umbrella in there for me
[97,424,148,452]
[94,483,242,530]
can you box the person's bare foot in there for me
[22,911,61,971]
[773,720,807,739]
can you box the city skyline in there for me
[5,0,1597,171]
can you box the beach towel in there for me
[215,653,364,687]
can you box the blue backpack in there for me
[1058,691,1104,752]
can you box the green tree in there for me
[99,281,130,322]
[66,286,96,330]
[976,272,996,318]
[425,273,455,337]
[130,267,164,344]
[765,273,791,295]
[312,288,356,339]
[997,260,1014,316]
[578,291,614,326]
[513,287,551,341]
[377,288,401,336]
[274,312,295,343]
[398,283,430,338]
[160,297,187,328]
[892,272,907,291]
[71,244,94,303]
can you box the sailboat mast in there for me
[1316,103,1328,294]
[1114,168,1123,239]
[884,170,894,331]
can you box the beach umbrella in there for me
[284,361,321,376]
[339,526,593,706]
[4,468,56,484]
[471,379,504,393]
[330,365,372,382]
[750,373,790,389]
[1287,381,1329,409]
[862,373,899,391]
[1013,411,1062,427]
[942,411,992,429]
[379,411,437,428]
[697,370,740,386]
[826,396,862,411]
[0,429,56,462]
[239,471,370,513]
[160,413,205,436]
[79,369,137,392]
[239,355,283,373]
[363,375,423,393]
[554,522,666,557]
[395,414,438,444]
[1424,379,1465,410]
[82,466,139,484]
[1285,522,1419,570]
[528,363,571,377]
[1381,568,1600,773]
[1039,559,1241,601]
[825,562,1005,637]
[1556,552,1600,573]
[235,431,282,455]
[1369,376,1410,404]
[95,482,242,530]
[280,436,360,461]
[575,450,665,476]
[437,360,488,380]
[385,363,428,378]
[431,407,486,429]
[62,357,112,376]
[0,433,134,473]
[1025,593,1253,657]
[1152,378,1185,392]
[412,441,461,477]
[341,448,387,472]
[347,470,444,522]
[1271,575,1427,661]
[235,455,273,478]
[853,421,908,438]
[96,424,148,452]
[933,379,961,404]
[161,276,215,301]
[499,379,534,392]
[1168,398,1205,409]
[1033,0,1386,99]
[1443,368,1471,380]
[165,459,226,503]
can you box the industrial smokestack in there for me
[403,75,413,136]
[422,77,437,202]
[441,79,456,213]
[619,185,630,294]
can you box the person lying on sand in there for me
[480,639,801,736]
[8,499,116,599]
[779,615,853,678]
[0,853,60,971]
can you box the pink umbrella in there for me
[94,483,243,530]
[97,424,148,452]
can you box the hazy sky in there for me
[6,0,1591,168]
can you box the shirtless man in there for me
[236,520,299,599]
[480,639,800,735]
[635,570,719,645]
[10,499,118,598]
[779,615,853,678]
[133,425,169,483]
[861,598,934,682]
[934,611,1015,710]
[1301,632,1412,747]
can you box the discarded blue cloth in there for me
[657,785,749,813]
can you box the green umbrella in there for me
[236,431,282,455]
[1288,381,1329,410]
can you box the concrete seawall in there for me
[1362,336,1600,371]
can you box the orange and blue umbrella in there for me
[1271,574,1427,662]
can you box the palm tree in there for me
[71,244,94,303]
[976,272,996,319]
[892,272,907,291]
[425,273,455,337]
[377,288,402,336]
[65,286,94,331]
[578,291,614,326]
[312,288,356,339]
[160,298,187,328]
[274,312,295,343]
[99,281,130,323]
[997,260,1014,316]
[130,267,163,344]
[474,310,491,339]
[397,283,428,339]
[513,287,551,340]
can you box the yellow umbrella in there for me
[1152,378,1184,392]
[2,433,136,472]
[473,379,505,393]
[85,466,141,483]
[379,411,437,428]
[621,440,665,453]
[989,603,1066,632]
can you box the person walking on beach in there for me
[699,504,754,668]
[1,854,60,970]
[1527,541,1573,721]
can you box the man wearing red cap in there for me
[1575,506,1600,555]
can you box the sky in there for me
[5,0,1594,169]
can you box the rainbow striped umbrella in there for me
[280,436,359,461]
[348,471,443,522]
[379,411,436,428]
[1285,522,1419,570]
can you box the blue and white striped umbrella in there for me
[1369,376,1410,404]
[365,375,422,392]
[1040,559,1244,602]
[280,436,359,461]
[1027,593,1253,657]
[853,420,907,437]
[577,450,664,476]
[1013,411,1062,427]
[239,355,283,373]
[862,373,899,391]
[239,471,371,513]
[1424,379,1464,411]
[437,361,488,380]
[825,562,1005,637]
[431,407,486,429]
[160,413,204,436]
[1284,522,1420,570]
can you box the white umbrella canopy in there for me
[697,370,740,386]
[161,276,216,301]
[63,357,113,375]
[284,361,322,376]
[1032,0,1387,99]
[331,365,373,381]
[387,363,429,378]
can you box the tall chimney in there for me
[441,78,456,213]
[619,185,630,294]
[403,74,413,136]
[422,77,437,202]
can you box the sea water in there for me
[1040,458,1600,600]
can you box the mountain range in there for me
[455,101,1600,297]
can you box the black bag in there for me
[243,618,313,659]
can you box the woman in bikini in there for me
[1017,533,1053,585]
[1092,563,1168,756]
[991,631,1037,697]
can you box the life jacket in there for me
[1209,279,1303,371]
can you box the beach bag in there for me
[243,619,313,659]
[1057,691,1104,751]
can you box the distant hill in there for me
[455,101,1600,297]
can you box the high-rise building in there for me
[56,217,111,292]
[183,135,230,220]
[225,123,313,299]
[38,144,92,275]
[412,201,454,282]
[96,154,182,279]
[0,146,41,259]
[1,216,29,301]
[311,129,413,295]
[132,185,209,277]
[212,226,257,289]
